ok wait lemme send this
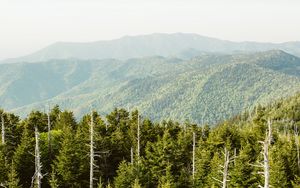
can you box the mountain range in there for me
[2,33,300,63]
[0,38,299,123]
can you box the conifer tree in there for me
[113,161,134,188]
[145,129,176,186]
[194,141,212,187]
[0,147,8,186]
[97,177,104,188]
[54,126,85,187]
[131,179,141,188]
[7,162,21,188]
[230,143,260,187]
[13,127,34,187]
[1,112,21,161]
[158,164,174,188]
[49,169,59,188]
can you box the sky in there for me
[0,0,300,60]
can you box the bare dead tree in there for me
[90,111,95,188]
[137,113,140,161]
[201,106,207,136]
[1,114,4,145]
[248,108,252,122]
[256,119,271,188]
[284,120,287,137]
[192,132,196,181]
[212,147,235,188]
[47,107,52,161]
[294,123,300,170]
[47,109,51,145]
[258,139,270,188]
[268,119,272,145]
[287,120,291,142]
[222,147,230,188]
[233,148,237,166]
[32,126,42,188]
[131,147,134,165]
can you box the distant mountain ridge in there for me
[1,50,299,124]
[2,33,300,63]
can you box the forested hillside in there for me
[0,92,299,187]
[2,50,300,124]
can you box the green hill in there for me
[1,50,300,124]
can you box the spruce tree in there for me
[54,127,85,187]
[13,127,34,188]
[0,147,8,185]
[7,162,21,188]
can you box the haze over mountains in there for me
[0,33,300,124]
[2,33,300,63]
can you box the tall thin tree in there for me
[32,126,42,188]
[222,147,230,188]
[212,147,235,188]
[294,123,300,170]
[131,147,134,165]
[192,132,196,181]
[137,113,140,161]
[257,119,271,188]
[47,107,52,160]
[90,111,95,188]
[1,114,4,145]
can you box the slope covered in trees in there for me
[2,50,300,124]
[0,92,299,187]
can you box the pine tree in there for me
[49,169,59,188]
[113,161,134,188]
[54,126,85,187]
[270,139,296,187]
[145,129,177,186]
[230,143,260,187]
[0,147,8,186]
[7,162,21,188]
[106,183,112,188]
[53,111,77,131]
[97,177,104,188]
[194,141,212,187]
[13,127,34,187]
[131,178,141,188]
[1,111,22,161]
[158,164,174,188]
[107,108,131,179]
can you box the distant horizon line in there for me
[1,32,300,61]
[51,32,300,45]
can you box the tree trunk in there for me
[137,114,140,160]
[34,126,42,188]
[263,140,270,188]
[90,112,94,188]
[192,132,196,181]
[1,114,4,145]
[222,147,229,188]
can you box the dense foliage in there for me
[0,92,299,187]
[1,50,300,125]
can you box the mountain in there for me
[1,50,299,124]
[2,33,300,63]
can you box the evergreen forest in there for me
[0,92,300,188]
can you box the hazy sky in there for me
[0,0,299,60]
